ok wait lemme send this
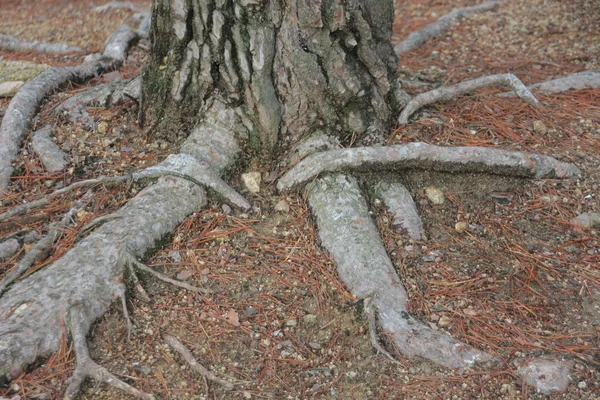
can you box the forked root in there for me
[64,307,155,400]
[163,333,249,390]
[307,174,498,368]
[127,255,212,294]
[398,73,538,124]
[278,143,581,192]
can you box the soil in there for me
[1,0,599,399]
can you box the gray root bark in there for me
[0,25,140,194]
[501,70,600,95]
[277,143,582,192]
[0,100,242,398]
[398,73,538,124]
[394,1,502,54]
[0,34,82,54]
[54,76,141,129]
[144,0,403,155]
[307,174,497,368]
[372,181,424,240]
[0,191,92,294]
[31,125,69,172]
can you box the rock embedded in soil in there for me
[516,357,573,395]
[425,186,445,204]
[274,199,290,213]
[454,221,468,233]
[533,120,548,135]
[242,172,261,194]
[571,212,600,228]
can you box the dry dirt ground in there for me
[0,0,599,399]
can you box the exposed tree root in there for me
[0,153,250,222]
[55,76,141,129]
[394,1,502,54]
[163,333,248,391]
[363,296,401,364]
[278,143,581,192]
[0,191,92,294]
[307,174,498,368]
[0,239,19,261]
[501,70,600,95]
[125,263,151,303]
[398,73,538,124]
[0,25,141,194]
[31,125,69,172]
[371,180,424,240]
[0,101,243,399]
[63,307,155,400]
[93,1,143,13]
[0,33,82,54]
[126,255,212,294]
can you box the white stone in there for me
[242,172,261,193]
[274,199,290,213]
[425,186,445,205]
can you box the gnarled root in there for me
[63,306,154,400]
[307,174,498,368]
[278,143,581,192]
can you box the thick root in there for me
[0,100,245,384]
[398,73,538,124]
[278,143,581,192]
[501,70,600,95]
[308,174,497,368]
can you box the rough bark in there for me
[0,100,243,385]
[143,0,406,158]
[307,174,497,368]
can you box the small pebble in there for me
[242,172,262,194]
[577,381,587,389]
[533,120,548,135]
[425,186,445,205]
[176,270,192,281]
[455,221,468,233]
[274,199,290,213]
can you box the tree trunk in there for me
[143,0,406,160]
